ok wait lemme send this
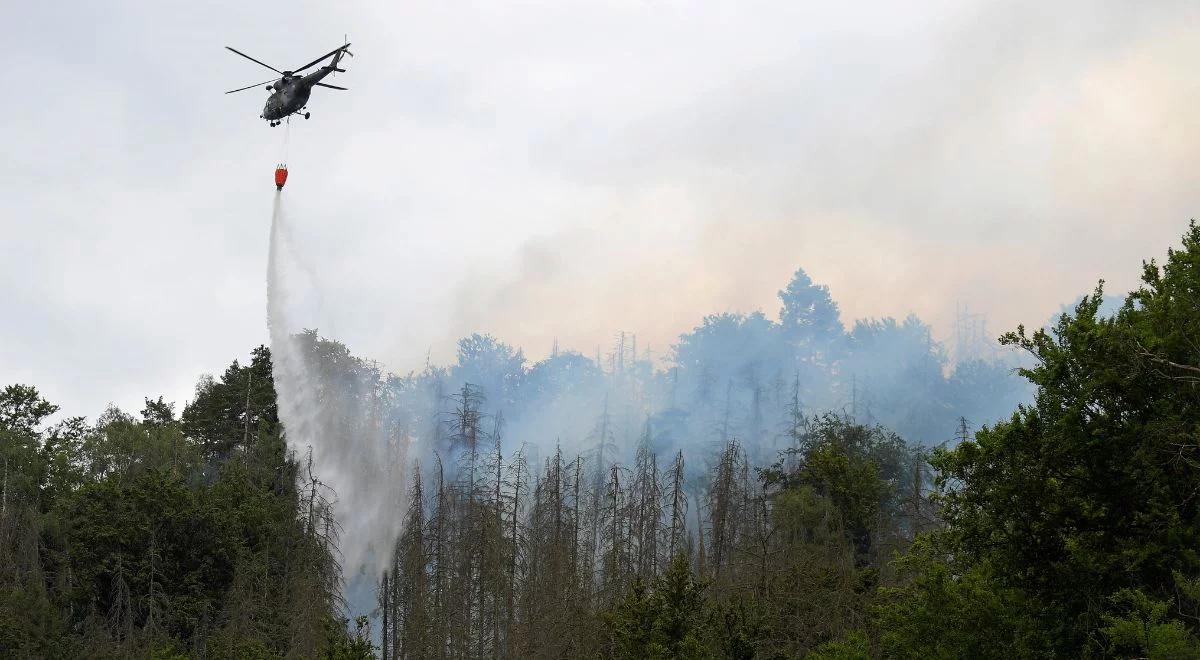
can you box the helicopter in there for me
[225,42,353,126]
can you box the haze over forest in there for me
[4,2,1200,658]
[266,189,1038,618]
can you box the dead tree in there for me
[630,422,662,582]
[662,450,688,568]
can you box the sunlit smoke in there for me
[265,192,1031,628]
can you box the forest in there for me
[3,223,1199,658]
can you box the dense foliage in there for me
[892,222,1200,657]
[0,349,371,657]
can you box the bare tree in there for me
[662,450,689,569]
[629,421,662,583]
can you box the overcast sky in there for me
[4,1,1199,419]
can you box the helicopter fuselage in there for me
[226,42,350,124]
[261,68,330,121]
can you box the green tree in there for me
[930,222,1200,652]
[778,268,844,350]
[181,345,278,461]
[1100,588,1200,659]
[874,537,1048,659]
[607,554,706,659]
[0,385,71,657]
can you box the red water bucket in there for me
[275,165,288,191]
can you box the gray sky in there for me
[4,1,1199,419]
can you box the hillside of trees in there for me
[3,223,1199,657]
[0,350,373,657]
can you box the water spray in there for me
[267,192,413,621]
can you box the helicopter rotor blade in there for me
[225,77,277,94]
[314,82,348,90]
[291,44,352,76]
[225,46,283,74]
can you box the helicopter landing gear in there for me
[304,112,310,119]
